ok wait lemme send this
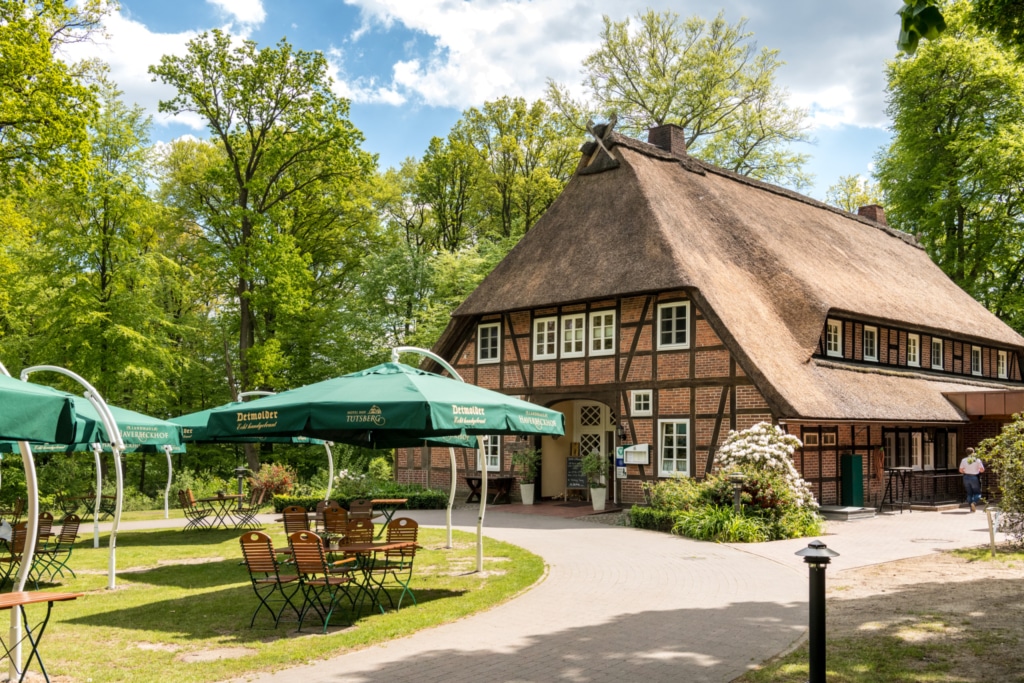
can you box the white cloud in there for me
[61,9,206,130]
[340,0,897,128]
[207,0,266,27]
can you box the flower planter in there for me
[591,486,607,511]
[521,482,535,505]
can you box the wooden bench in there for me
[464,476,515,505]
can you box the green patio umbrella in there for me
[0,373,78,444]
[203,359,564,570]
[204,362,563,443]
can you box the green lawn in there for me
[17,524,544,682]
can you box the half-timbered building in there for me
[396,122,1024,508]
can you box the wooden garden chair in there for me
[288,531,360,632]
[239,531,300,628]
[322,507,348,548]
[235,488,265,530]
[0,523,41,589]
[35,514,80,581]
[314,500,342,533]
[373,517,420,611]
[0,498,24,525]
[178,490,211,531]
[37,511,54,541]
[281,505,310,536]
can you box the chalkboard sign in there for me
[566,457,587,489]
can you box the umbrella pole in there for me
[163,444,173,519]
[108,443,124,589]
[447,447,456,549]
[9,440,39,680]
[92,444,102,548]
[324,442,334,501]
[476,436,487,573]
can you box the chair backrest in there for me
[246,487,264,508]
[323,507,348,535]
[186,489,199,506]
[7,522,26,556]
[177,490,193,509]
[345,518,374,545]
[13,498,23,517]
[385,517,418,544]
[282,506,309,535]
[38,511,53,538]
[58,514,81,545]
[288,531,327,577]
[239,531,279,575]
[348,499,373,519]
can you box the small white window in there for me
[631,390,652,417]
[863,326,878,362]
[659,419,689,477]
[477,322,501,364]
[911,432,922,470]
[826,319,842,358]
[931,338,944,370]
[657,302,690,350]
[907,334,920,367]
[998,350,1008,379]
[589,311,616,356]
[802,433,819,447]
[533,317,557,360]
[822,432,837,447]
[561,314,585,358]
[972,346,982,376]
[923,437,934,471]
[478,435,500,472]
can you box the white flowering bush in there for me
[716,422,818,509]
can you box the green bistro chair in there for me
[239,531,301,628]
[35,514,81,581]
[288,531,359,633]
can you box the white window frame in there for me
[477,322,501,364]
[589,310,616,357]
[972,346,982,376]
[802,432,819,447]
[656,301,690,350]
[822,432,837,447]
[478,435,500,472]
[998,350,1008,379]
[533,317,558,361]
[907,333,920,367]
[931,338,944,370]
[911,432,922,471]
[863,326,878,362]
[631,390,653,417]
[561,314,586,359]
[923,437,934,471]
[826,319,842,358]
[658,419,689,477]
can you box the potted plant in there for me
[511,448,541,505]
[581,450,608,511]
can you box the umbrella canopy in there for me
[170,402,324,445]
[203,362,564,445]
[0,374,78,443]
[73,402,183,449]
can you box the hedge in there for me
[272,487,449,513]
[629,505,677,532]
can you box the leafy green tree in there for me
[14,78,183,410]
[0,0,106,185]
[151,31,376,398]
[416,135,482,252]
[876,1,1024,330]
[825,174,884,212]
[976,412,1024,545]
[898,0,947,54]
[548,9,811,189]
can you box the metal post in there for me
[234,466,247,511]
[728,471,746,515]
[796,540,840,683]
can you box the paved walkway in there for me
[216,505,1001,683]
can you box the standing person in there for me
[959,447,985,512]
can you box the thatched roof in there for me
[441,132,1024,422]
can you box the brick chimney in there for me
[647,124,687,155]
[857,204,887,226]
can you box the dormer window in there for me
[998,350,1008,379]
[971,346,982,376]
[907,334,920,367]
[931,338,944,370]
[826,319,842,358]
[863,326,878,362]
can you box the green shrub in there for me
[673,506,771,543]
[977,412,1024,545]
[249,463,295,495]
[629,505,677,531]
[769,505,825,539]
[643,476,703,511]
[273,485,449,512]
[368,456,393,483]
[172,469,234,505]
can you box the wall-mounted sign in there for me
[623,443,650,465]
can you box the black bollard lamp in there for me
[234,466,248,510]
[727,471,746,514]
[795,540,840,683]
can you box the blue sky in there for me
[67,0,900,200]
